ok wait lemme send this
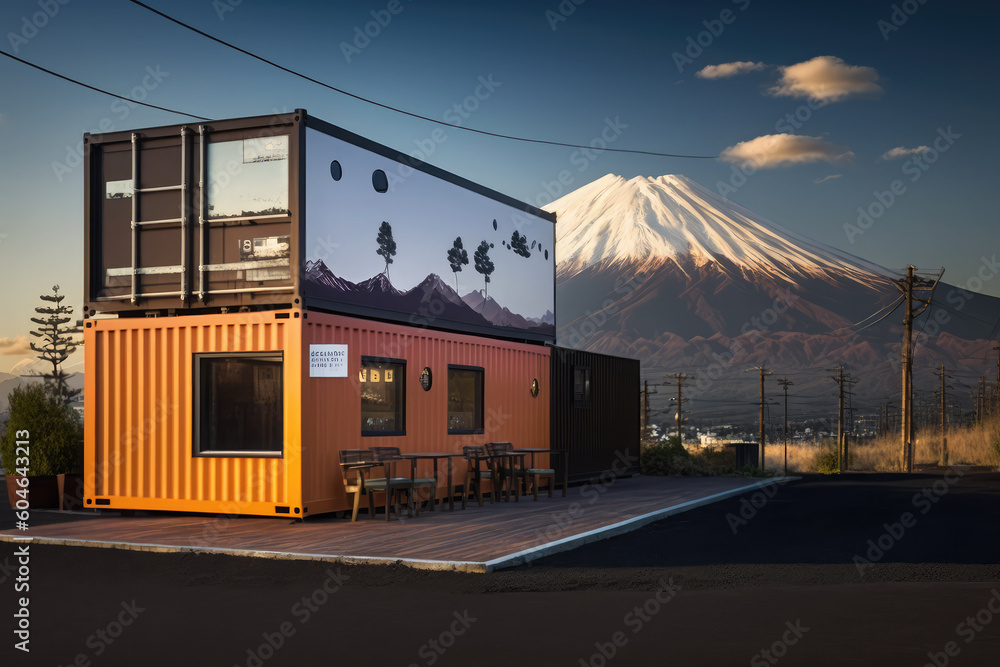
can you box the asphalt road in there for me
[2,471,999,666]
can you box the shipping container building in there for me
[82,110,634,518]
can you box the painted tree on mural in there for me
[473,240,495,301]
[376,221,396,278]
[510,230,531,258]
[447,236,469,292]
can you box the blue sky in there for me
[1,0,997,366]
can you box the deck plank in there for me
[1,476,790,571]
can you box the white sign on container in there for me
[309,344,348,377]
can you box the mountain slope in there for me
[549,173,1000,426]
[554,174,889,289]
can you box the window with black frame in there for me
[574,366,592,408]
[448,365,484,434]
[361,357,405,435]
[195,353,283,456]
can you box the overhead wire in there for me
[127,0,719,159]
[0,50,209,120]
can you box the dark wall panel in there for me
[550,347,640,482]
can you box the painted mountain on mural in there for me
[549,174,1000,428]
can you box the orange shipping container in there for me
[84,309,550,518]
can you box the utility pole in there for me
[994,344,1000,416]
[936,365,949,466]
[894,265,943,472]
[748,367,772,470]
[777,378,793,476]
[642,380,649,439]
[671,373,693,444]
[978,376,986,422]
[831,366,859,473]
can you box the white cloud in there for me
[814,174,842,184]
[768,56,882,103]
[719,134,854,169]
[0,335,33,359]
[696,61,767,80]
[880,146,930,160]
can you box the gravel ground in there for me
[2,471,999,665]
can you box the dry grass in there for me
[757,417,1000,474]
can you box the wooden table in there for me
[511,448,569,497]
[401,452,463,511]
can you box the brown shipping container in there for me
[85,109,557,345]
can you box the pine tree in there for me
[447,237,469,292]
[376,221,397,278]
[29,285,81,406]
[473,241,495,301]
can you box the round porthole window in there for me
[420,367,432,391]
[372,169,389,193]
[330,160,342,181]
[531,378,539,397]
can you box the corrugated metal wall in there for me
[300,312,550,514]
[550,347,640,481]
[83,311,302,515]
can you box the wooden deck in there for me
[1,476,791,572]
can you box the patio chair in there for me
[484,442,523,502]
[369,447,437,519]
[462,446,494,508]
[338,448,373,522]
[523,458,556,501]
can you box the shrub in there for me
[1,384,83,476]
[641,439,770,477]
[813,443,848,475]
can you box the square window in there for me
[574,366,592,407]
[361,357,405,435]
[448,366,484,434]
[195,354,283,456]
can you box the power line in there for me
[128,0,719,159]
[0,50,209,120]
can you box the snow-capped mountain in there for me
[548,173,1000,425]
[553,174,888,288]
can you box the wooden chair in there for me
[523,457,556,501]
[338,449,373,522]
[462,446,493,508]
[369,447,437,519]
[484,442,523,502]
